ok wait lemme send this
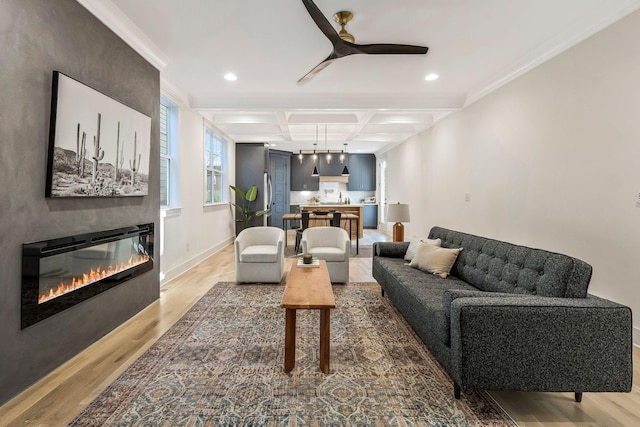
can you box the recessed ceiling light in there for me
[424,73,439,81]
[224,73,237,81]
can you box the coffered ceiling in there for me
[78,0,640,154]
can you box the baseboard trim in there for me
[633,326,640,348]
[160,238,233,286]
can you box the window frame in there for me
[203,125,228,206]
[160,95,178,209]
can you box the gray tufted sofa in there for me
[373,226,633,401]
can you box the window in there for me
[204,126,227,204]
[160,96,177,207]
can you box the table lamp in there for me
[386,203,410,242]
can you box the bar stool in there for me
[331,211,342,228]
[295,211,310,253]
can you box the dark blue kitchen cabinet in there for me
[291,154,319,191]
[363,204,378,229]
[317,155,345,176]
[347,154,376,191]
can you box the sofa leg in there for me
[381,288,385,297]
[575,392,583,403]
[454,382,461,399]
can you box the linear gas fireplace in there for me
[22,223,154,329]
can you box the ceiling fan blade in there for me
[297,58,336,85]
[301,0,340,43]
[356,43,429,55]
[297,0,429,84]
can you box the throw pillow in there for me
[409,242,462,278]
[404,236,441,262]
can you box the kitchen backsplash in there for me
[291,182,375,205]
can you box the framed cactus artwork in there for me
[45,71,151,197]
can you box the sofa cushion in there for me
[239,245,278,262]
[404,237,441,261]
[428,227,592,298]
[307,247,346,262]
[410,243,462,278]
[375,257,475,345]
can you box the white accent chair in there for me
[301,226,350,283]
[235,226,285,283]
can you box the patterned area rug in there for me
[69,282,516,426]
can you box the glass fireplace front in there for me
[22,223,154,328]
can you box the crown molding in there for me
[465,1,640,107]
[75,0,168,70]
[160,76,191,108]
[191,94,465,111]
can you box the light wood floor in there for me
[1,230,638,426]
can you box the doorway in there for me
[269,151,290,228]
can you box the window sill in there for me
[161,207,182,218]
[203,202,228,208]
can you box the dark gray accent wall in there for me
[0,0,160,404]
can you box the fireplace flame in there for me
[39,254,150,304]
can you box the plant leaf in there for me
[245,185,258,202]
[229,185,245,200]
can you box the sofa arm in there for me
[373,242,409,258]
[449,294,633,394]
[442,289,519,315]
[276,235,285,260]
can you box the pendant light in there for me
[325,126,331,164]
[311,125,319,176]
[301,124,347,175]
[312,125,318,163]
[341,143,350,176]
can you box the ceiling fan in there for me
[298,0,429,84]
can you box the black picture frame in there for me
[46,71,151,197]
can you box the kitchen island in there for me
[300,204,363,238]
[282,209,360,254]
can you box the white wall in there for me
[380,10,640,345]
[159,92,236,284]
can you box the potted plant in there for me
[229,184,270,231]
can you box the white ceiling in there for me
[79,0,640,154]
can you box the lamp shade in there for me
[341,165,350,176]
[386,203,410,223]
[311,165,319,177]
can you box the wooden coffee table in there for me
[280,259,335,374]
